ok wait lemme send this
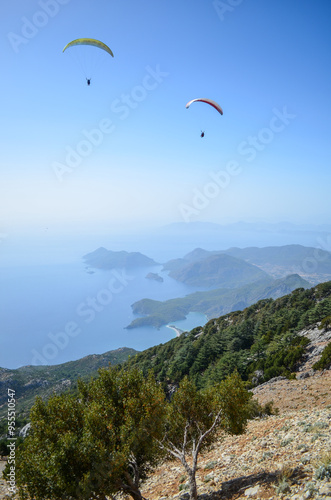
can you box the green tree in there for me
[14,366,166,500]
[159,371,252,500]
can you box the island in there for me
[83,247,159,269]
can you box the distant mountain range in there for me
[126,244,331,329]
[148,221,331,257]
[163,244,331,283]
[81,244,331,330]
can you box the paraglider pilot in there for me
[86,78,91,86]
[200,131,205,138]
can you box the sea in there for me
[0,258,207,369]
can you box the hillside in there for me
[0,347,137,421]
[167,253,269,288]
[223,244,331,284]
[163,244,331,285]
[140,371,331,499]
[1,325,330,499]
[126,274,310,329]
[126,281,331,388]
[139,325,331,499]
[1,284,331,499]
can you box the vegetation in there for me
[12,367,252,500]
[125,282,331,388]
[12,367,166,500]
[313,341,331,370]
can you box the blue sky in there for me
[1,0,331,242]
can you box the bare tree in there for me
[159,372,251,500]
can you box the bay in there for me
[0,260,207,369]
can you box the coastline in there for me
[166,325,185,337]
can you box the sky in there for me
[1,0,331,248]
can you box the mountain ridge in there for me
[126,274,310,329]
[0,347,138,421]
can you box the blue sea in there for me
[0,259,207,369]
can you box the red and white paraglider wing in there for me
[185,98,223,115]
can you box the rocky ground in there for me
[140,370,331,500]
[1,326,330,500]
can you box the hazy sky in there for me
[1,0,331,240]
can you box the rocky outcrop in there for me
[297,325,331,372]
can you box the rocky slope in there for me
[139,326,331,500]
[1,328,330,500]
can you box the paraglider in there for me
[63,38,114,57]
[186,98,223,137]
[63,38,114,84]
[185,98,223,115]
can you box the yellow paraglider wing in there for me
[63,38,114,57]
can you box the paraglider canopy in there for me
[63,38,114,57]
[186,98,223,116]
[63,38,114,85]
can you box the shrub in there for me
[312,341,331,370]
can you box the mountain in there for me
[167,253,269,288]
[223,244,331,283]
[126,274,310,329]
[0,347,138,421]
[83,247,159,269]
[163,244,331,285]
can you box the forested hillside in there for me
[125,281,331,389]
